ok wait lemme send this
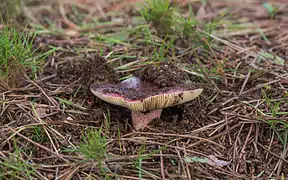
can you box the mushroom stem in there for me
[131,109,163,130]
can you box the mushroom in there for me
[90,76,203,130]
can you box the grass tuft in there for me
[0,139,37,179]
[140,0,174,36]
[78,128,107,162]
[0,26,41,89]
[260,89,288,146]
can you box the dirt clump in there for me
[80,54,119,88]
[40,53,121,121]
[55,54,119,89]
[133,61,187,88]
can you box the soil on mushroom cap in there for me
[92,76,202,101]
[132,61,187,88]
[91,61,203,100]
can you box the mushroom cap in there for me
[90,77,203,112]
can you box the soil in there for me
[44,54,119,89]
[37,53,127,131]
[133,61,187,87]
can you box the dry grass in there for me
[1,0,288,179]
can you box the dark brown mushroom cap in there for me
[90,77,203,112]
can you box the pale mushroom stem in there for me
[131,109,163,130]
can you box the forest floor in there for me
[1,0,288,179]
